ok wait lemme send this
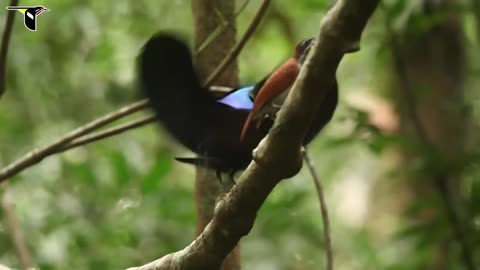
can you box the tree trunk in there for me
[390,0,471,269]
[191,1,241,269]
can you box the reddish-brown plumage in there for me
[240,57,300,141]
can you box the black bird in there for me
[138,33,338,179]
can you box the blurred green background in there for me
[0,0,479,269]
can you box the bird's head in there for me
[33,6,48,15]
[293,37,315,64]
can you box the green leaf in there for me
[109,150,132,186]
[141,155,172,194]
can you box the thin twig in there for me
[203,0,271,87]
[1,183,35,270]
[235,0,251,17]
[209,85,233,95]
[3,117,154,176]
[194,0,250,56]
[0,0,19,99]
[58,115,155,152]
[195,24,229,56]
[302,147,333,270]
[0,100,149,183]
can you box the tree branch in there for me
[194,0,250,56]
[0,0,19,99]
[57,115,155,152]
[203,0,271,87]
[127,0,380,269]
[0,100,149,183]
[0,82,234,184]
[302,147,333,270]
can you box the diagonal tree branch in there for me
[0,84,233,183]
[193,0,251,56]
[127,0,380,269]
[0,100,149,183]
[57,115,156,152]
[203,0,271,87]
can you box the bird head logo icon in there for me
[6,5,49,31]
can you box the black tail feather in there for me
[138,34,211,151]
[138,34,265,169]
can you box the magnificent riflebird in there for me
[240,38,314,141]
[138,33,338,178]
